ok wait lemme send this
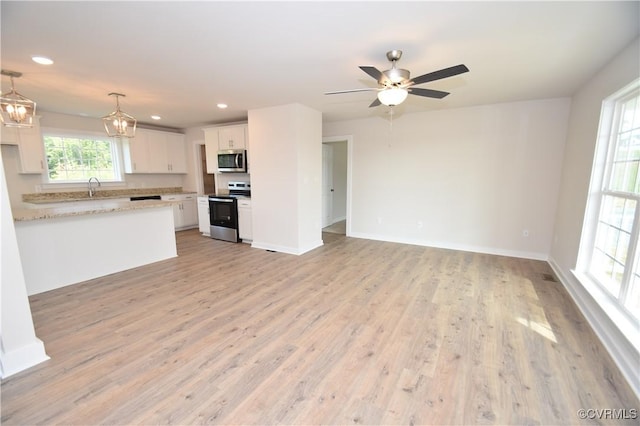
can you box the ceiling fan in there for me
[325,50,469,107]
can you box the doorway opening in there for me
[322,135,352,237]
[199,144,215,195]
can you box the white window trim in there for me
[575,78,640,353]
[40,127,126,188]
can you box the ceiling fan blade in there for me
[408,87,450,99]
[359,66,389,84]
[369,98,381,108]
[410,64,469,86]
[325,88,378,95]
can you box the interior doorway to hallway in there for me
[321,135,351,237]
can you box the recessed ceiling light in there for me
[31,56,54,65]
[151,115,161,120]
[217,103,228,109]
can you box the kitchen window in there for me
[579,79,640,324]
[43,130,123,183]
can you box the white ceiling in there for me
[1,1,638,130]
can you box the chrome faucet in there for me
[88,176,101,198]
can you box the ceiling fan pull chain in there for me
[389,107,394,147]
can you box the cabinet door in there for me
[197,197,210,235]
[0,126,19,145]
[238,200,252,241]
[123,131,151,173]
[124,129,186,174]
[181,195,198,227]
[145,130,170,173]
[161,195,182,229]
[165,133,187,173]
[203,128,219,173]
[17,120,46,174]
[218,125,246,150]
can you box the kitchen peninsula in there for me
[13,197,177,295]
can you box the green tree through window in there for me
[44,135,121,182]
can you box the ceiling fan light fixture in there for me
[0,70,37,128]
[385,68,410,84]
[378,87,408,106]
[102,92,136,138]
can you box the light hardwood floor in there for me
[2,230,638,425]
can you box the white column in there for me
[0,149,49,378]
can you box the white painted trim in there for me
[548,258,640,400]
[1,338,50,379]
[349,231,548,261]
[322,135,353,238]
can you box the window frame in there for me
[578,78,640,326]
[41,128,125,185]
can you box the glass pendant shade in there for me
[102,93,136,138]
[378,87,408,106]
[0,71,36,128]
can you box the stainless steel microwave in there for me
[217,149,247,173]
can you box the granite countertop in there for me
[22,187,197,204]
[13,199,176,222]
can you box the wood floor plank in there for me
[1,229,638,425]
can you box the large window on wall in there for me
[582,79,640,323]
[43,131,123,183]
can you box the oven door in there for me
[208,197,239,243]
[209,197,238,228]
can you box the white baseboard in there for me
[1,338,50,378]
[331,216,346,224]
[348,231,548,261]
[548,258,640,400]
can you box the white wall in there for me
[2,111,187,208]
[249,103,322,255]
[549,37,640,397]
[323,98,570,259]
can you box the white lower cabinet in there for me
[237,198,252,242]
[161,194,198,230]
[197,196,210,236]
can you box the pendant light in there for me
[0,70,37,128]
[102,92,136,138]
[378,87,408,107]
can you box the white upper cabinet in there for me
[218,124,246,150]
[0,117,46,174]
[203,123,248,174]
[123,128,186,174]
[123,130,151,173]
[164,132,187,173]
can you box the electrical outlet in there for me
[522,229,529,237]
